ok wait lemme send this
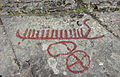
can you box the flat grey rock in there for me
[0,13,120,77]
[0,0,120,77]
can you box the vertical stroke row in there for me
[60,30,63,38]
[36,30,40,39]
[73,28,76,38]
[27,29,32,38]
[64,29,68,38]
[41,30,44,39]
[55,30,58,38]
[69,29,73,38]
[32,29,35,38]
[46,29,50,38]
[24,28,84,39]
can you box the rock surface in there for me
[0,0,120,77]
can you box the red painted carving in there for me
[16,19,104,45]
[51,30,54,38]
[47,41,90,74]
[47,41,77,57]
[32,29,35,38]
[46,29,50,38]
[16,19,105,73]
[66,50,90,74]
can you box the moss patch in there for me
[73,7,90,13]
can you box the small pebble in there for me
[63,71,67,75]
[3,32,6,35]
[99,62,104,66]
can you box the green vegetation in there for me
[0,3,3,8]
[0,5,120,15]
[73,7,90,13]
[106,8,111,12]
[117,7,120,11]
